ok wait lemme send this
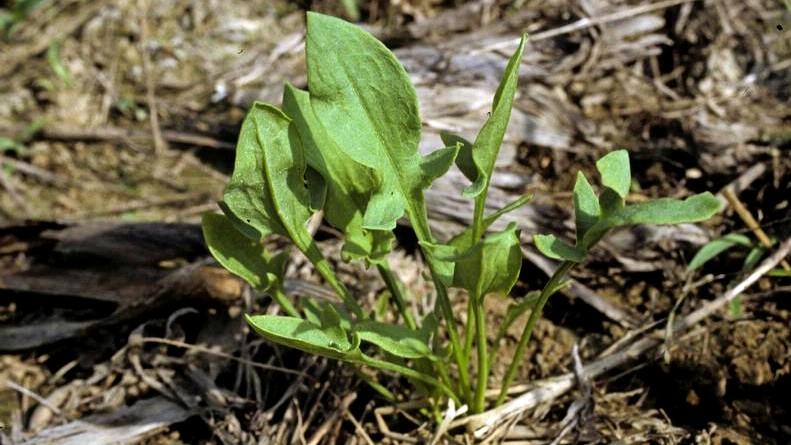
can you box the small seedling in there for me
[203,12,721,415]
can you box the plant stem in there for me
[471,293,488,413]
[408,203,471,404]
[357,353,460,405]
[271,286,301,318]
[496,260,574,406]
[305,243,365,319]
[471,195,486,242]
[427,260,472,403]
[377,262,416,330]
[463,303,475,369]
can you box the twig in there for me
[3,381,67,420]
[138,0,167,156]
[458,237,791,438]
[722,187,791,270]
[0,124,234,151]
[472,0,700,54]
[138,337,311,378]
[306,392,356,445]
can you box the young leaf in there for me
[573,172,599,244]
[355,320,437,360]
[202,213,286,291]
[688,233,753,270]
[596,150,631,199]
[581,192,721,250]
[283,84,394,263]
[448,194,533,253]
[440,132,475,182]
[222,102,313,248]
[534,234,585,262]
[450,223,523,301]
[301,12,441,235]
[245,314,356,360]
[419,144,461,189]
[454,35,527,198]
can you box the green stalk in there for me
[463,303,475,368]
[496,261,574,406]
[471,293,488,413]
[357,353,459,405]
[376,262,416,330]
[305,243,365,319]
[408,203,471,404]
[270,286,301,318]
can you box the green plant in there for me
[203,12,721,415]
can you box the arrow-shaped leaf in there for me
[283,84,394,264]
[202,212,287,291]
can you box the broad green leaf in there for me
[596,150,631,199]
[301,12,439,234]
[688,233,753,270]
[456,35,527,198]
[355,320,437,360]
[202,213,286,291]
[222,102,313,250]
[283,84,394,263]
[245,314,356,360]
[581,192,721,250]
[450,223,523,300]
[534,234,585,262]
[417,240,458,287]
[573,172,599,244]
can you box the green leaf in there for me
[457,35,527,198]
[440,132,475,182]
[222,102,313,249]
[573,172,600,244]
[450,223,523,300]
[688,233,753,271]
[742,245,766,271]
[355,320,437,360]
[301,12,433,234]
[596,150,631,199]
[202,213,286,290]
[283,84,394,263]
[245,314,357,360]
[419,144,461,189]
[581,192,721,250]
[447,193,532,251]
[534,234,585,262]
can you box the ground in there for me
[0,0,790,443]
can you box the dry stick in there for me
[138,0,167,156]
[0,124,235,150]
[722,187,791,270]
[472,0,700,54]
[459,237,791,438]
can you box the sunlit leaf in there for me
[355,320,437,360]
[573,172,599,244]
[596,150,631,199]
[534,234,585,262]
[454,36,526,198]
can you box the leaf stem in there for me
[271,286,301,318]
[305,243,365,319]
[496,260,574,406]
[356,353,460,405]
[463,303,475,369]
[471,293,488,413]
[376,262,417,330]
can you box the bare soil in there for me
[1,0,790,444]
